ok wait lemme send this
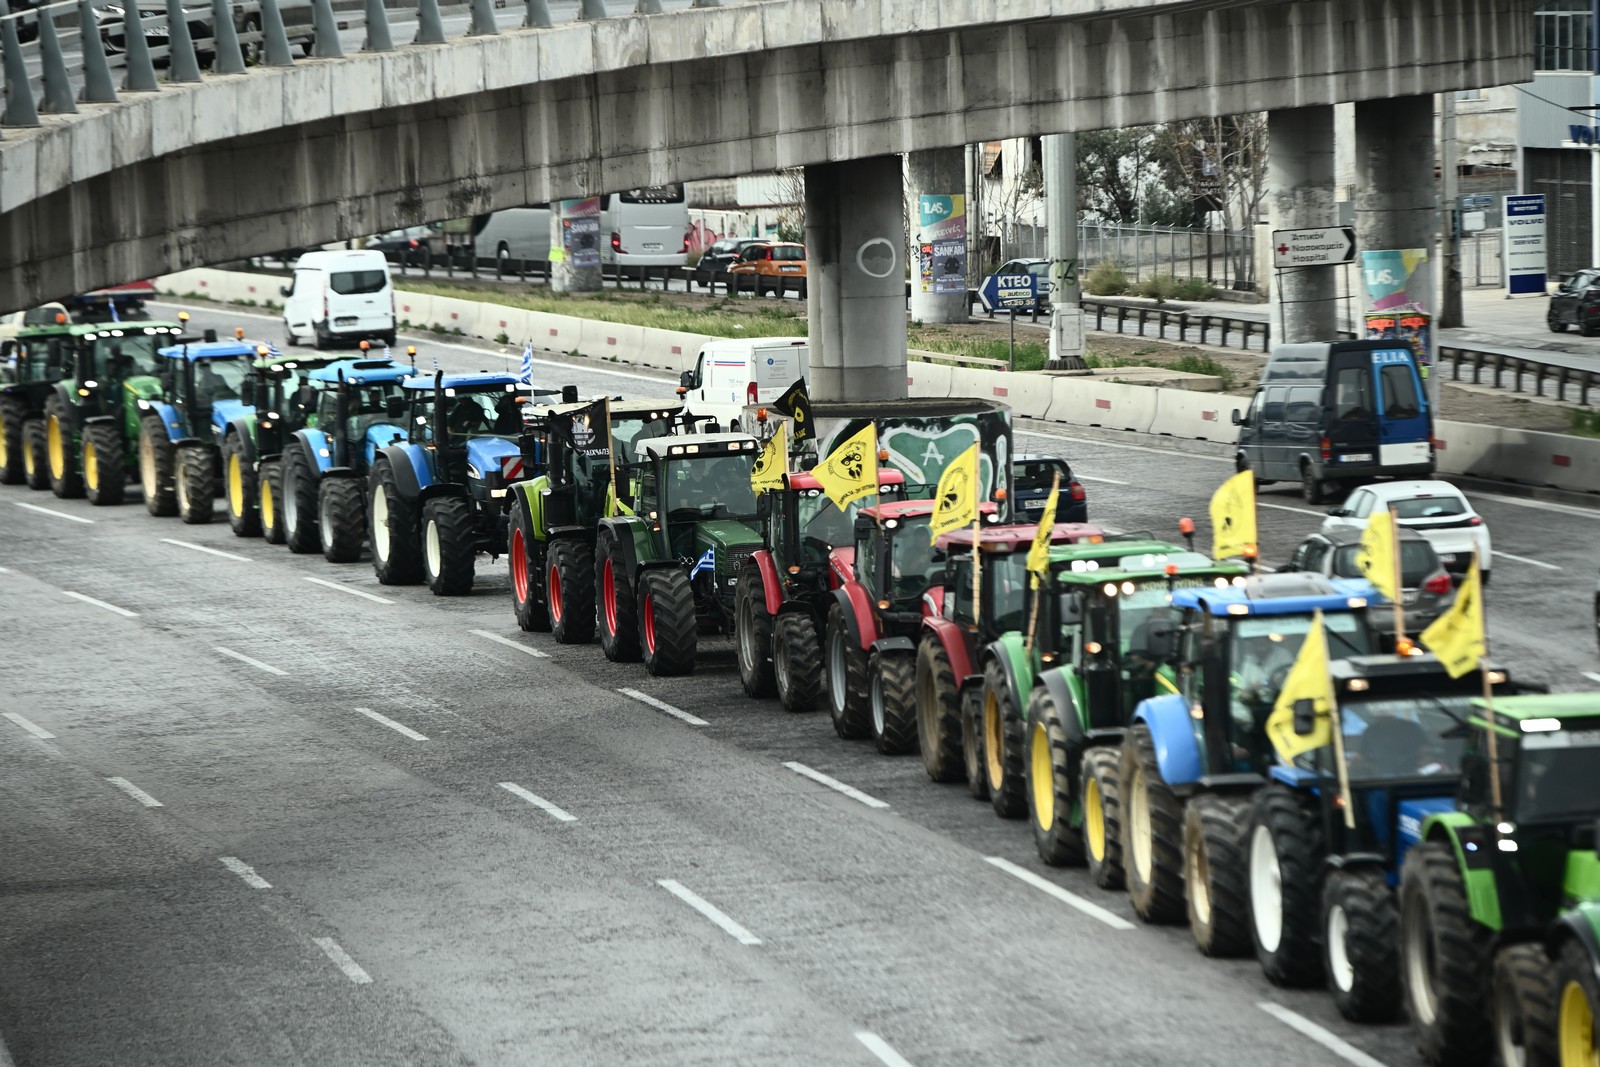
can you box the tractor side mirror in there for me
[1292,698,1317,736]
[1326,506,1348,517]
[1058,596,1082,626]
[755,493,772,520]
[854,514,876,540]
[385,395,405,419]
[561,385,578,403]
[1139,619,1178,662]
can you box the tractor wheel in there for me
[22,417,50,490]
[1026,686,1084,867]
[1399,841,1495,1066]
[1119,722,1186,924]
[318,477,366,562]
[1557,939,1600,1067]
[421,496,477,596]
[82,421,126,506]
[45,395,84,499]
[368,458,421,584]
[176,446,216,525]
[259,460,286,544]
[824,601,869,739]
[282,448,320,553]
[0,398,26,484]
[1492,943,1561,1067]
[961,684,989,801]
[1323,866,1401,1023]
[915,637,964,783]
[1184,793,1252,958]
[596,530,640,662]
[868,648,918,754]
[548,539,596,644]
[509,503,549,632]
[1081,746,1124,889]
[223,436,261,537]
[638,568,697,676]
[138,413,176,516]
[773,613,823,713]
[735,565,775,697]
[980,658,1026,818]
[1247,785,1325,986]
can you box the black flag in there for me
[548,397,610,457]
[772,378,813,442]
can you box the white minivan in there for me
[281,250,397,350]
[679,337,808,432]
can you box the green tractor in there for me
[0,316,77,488]
[223,350,345,538]
[1555,899,1600,1067]
[594,432,762,675]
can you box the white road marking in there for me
[106,777,163,807]
[855,1033,916,1067]
[471,629,550,658]
[214,646,287,675]
[1495,551,1561,571]
[160,538,252,562]
[1256,1002,1391,1067]
[1468,489,1600,518]
[0,565,12,573]
[220,856,272,889]
[3,712,55,740]
[499,782,577,822]
[1076,474,1128,485]
[1582,672,1600,686]
[303,576,395,604]
[355,707,428,741]
[312,937,373,984]
[1016,426,1232,463]
[656,879,762,945]
[1259,501,1327,517]
[14,501,94,524]
[618,687,708,726]
[983,856,1137,931]
[782,761,890,810]
[63,590,138,617]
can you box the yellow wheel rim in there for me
[46,415,65,479]
[23,431,35,476]
[1084,776,1106,861]
[83,439,98,490]
[1030,722,1054,831]
[983,694,1004,791]
[228,453,245,517]
[0,415,9,469]
[1562,978,1600,1067]
[260,478,275,529]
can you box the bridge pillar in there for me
[805,156,908,403]
[1354,95,1436,255]
[906,148,968,325]
[1268,105,1338,342]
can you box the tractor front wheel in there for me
[509,503,549,632]
[735,566,775,697]
[0,398,26,484]
[824,601,869,739]
[421,496,477,596]
[1492,942,1560,1067]
[138,413,175,516]
[224,437,261,536]
[282,448,320,553]
[773,613,823,712]
[1026,686,1084,866]
[1119,722,1186,924]
[548,539,596,644]
[1081,746,1124,889]
[915,638,964,783]
[259,460,286,544]
[1247,785,1325,986]
[1557,939,1600,1067]
[22,417,50,490]
[1400,841,1494,1066]
[318,477,366,562]
[1324,866,1401,1023]
[45,396,84,499]
[596,531,640,662]
[981,659,1026,818]
[868,648,917,754]
[82,421,126,506]
[368,459,421,584]
[638,568,697,676]
[176,445,216,524]
[1184,794,1252,958]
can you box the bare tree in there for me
[980,157,1045,268]
[1158,114,1269,288]
[773,169,806,243]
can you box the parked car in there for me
[1283,526,1455,634]
[1320,479,1492,584]
[995,257,1052,309]
[1548,268,1600,334]
[729,242,807,279]
[1011,454,1087,523]
[695,239,771,286]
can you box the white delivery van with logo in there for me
[281,249,397,350]
[678,337,808,432]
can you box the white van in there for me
[281,250,396,349]
[679,337,808,432]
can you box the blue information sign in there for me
[979,273,1037,311]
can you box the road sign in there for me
[1502,194,1547,296]
[1272,227,1357,268]
[979,273,1037,311]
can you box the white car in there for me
[1320,480,1492,585]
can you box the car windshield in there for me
[329,270,388,295]
[1332,540,1438,586]
[1390,494,1467,519]
[886,515,936,601]
[92,334,162,380]
[1295,694,1472,781]
[442,389,523,437]
[664,455,758,522]
[1513,728,1600,823]
[23,307,61,325]
[193,357,248,404]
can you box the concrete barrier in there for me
[1150,388,1244,442]
[995,372,1054,420]
[1436,419,1600,494]
[906,361,953,399]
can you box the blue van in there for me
[1233,340,1433,503]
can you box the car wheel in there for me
[1550,313,1569,333]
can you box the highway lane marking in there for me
[1583,672,1600,686]
[312,937,373,984]
[160,538,252,562]
[220,856,272,889]
[14,501,94,524]
[0,565,12,573]
[1258,501,1326,517]
[1496,550,1561,571]
[63,590,138,617]
[303,576,395,604]
[106,777,163,807]
[855,1033,916,1067]
[499,782,577,822]
[656,879,762,945]
[214,647,288,675]
[1015,426,1232,463]
[983,856,1136,931]
[619,687,708,726]
[1468,490,1599,518]
[471,629,550,658]
[782,761,890,810]
[355,707,429,741]
[1076,474,1128,485]
[4,712,55,739]
[1256,1002,1390,1067]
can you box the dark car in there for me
[995,257,1052,310]
[1548,268,1600,335]
[695,238,771,286]
[1281,526,1454,635]
[1012,454,1087,524]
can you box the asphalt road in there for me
[1,300,1594,1066]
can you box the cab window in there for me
[1379,363,1423,418]
[1334,367,1373,421]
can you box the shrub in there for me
[1174,277,1221,301]
[495,331,509,344]
[1083,260,1130,296]
[1136,274,1180,304]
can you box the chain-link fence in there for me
[990,221,1257,290]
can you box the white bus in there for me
[470,185,689,275]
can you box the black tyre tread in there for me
[260,460,286,544]
[318,476,365,562]
[1082,746,1125,889]
[1249,786,1326,986]
[1324,867,1401,1023]
[509,504,548,632]
[422,496,477,596]
[1119,722,1187,924]
[982,659,1027,819]
[870,649,919,754]
[0,399,26,484]
[45,396,84,499]
[1185,793,1252,958]
[23,418,50,490]
[916,637,965,782]
[825,601,869,739]
[961,685,990,801]
[283,448,320,553]
[639,568,697,676]
[1028,687,1085,867]
[82,421,126,506]
[549,539,596,644]
[139,413,176,515]
[368,459,422,584]
[177,446,216,524]
[1493,942,1560,1067]
[1400,841,1494,1067]
[774,613,823,713]
[735,566,775,697]
[224,437,261,537]
[597,531,640,662]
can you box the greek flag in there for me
[432,352,442,373]
[265,343,283,360]
[520,341,533,385]
[383,345,392,361]
[109,301,120,323]
[688,546,715,579]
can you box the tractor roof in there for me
[785,469,906,492]
[253,354,341,373]
[862,499,1000,522]
[1469,692,1600,723]
[309,358,418,384]
[1171,573,1373,616]
[642,433,760,460]
[1329,653,1501,684]
[157,339,262,361]
[1048,541,1240,581]
[537,397,683,420]
[936,521,1104,552]
[400,372,521,391]
[81,323,185,340]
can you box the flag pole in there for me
[604,396,617,509]
[1471,554,1503,826]
[1320,617,1357,829]
[1389,506,1406,646]
[971,517,982,630]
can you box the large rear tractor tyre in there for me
[735,566,775,698]
[773,613,823,713]
[176,446,216,525]
[22,418,50,490]
[981,659,1027,819]
[138,413,176,516]
[224,437,261,537]
[282,448,320,553]
[259,460,286,544]
[638,568,697,676]
[1119,722,1186,924]
[1399,842,1494,1067]
[1492,944,1559,1067]
[82,421,126,506]
[1184,794,1252,958]
[548,539,596,644]
[45,396,84,499]
[962,685,989,801]
[1026,687,1085,866]
[1557,939,1600,1067]
[1081,746,1124,889]
[868,648,918,754]
[368,459,421,584]
[318,477,366,562]
[421,496,477,596]
[915,638,965,783]
[0,399,27,484]
[597,531,640,662]
[824,601,869,740]
[1323,867,1401,1023]
[1248,785,1325,986]
[509,503,548,631]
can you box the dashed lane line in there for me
[656,879,762,945]
[1258,501,1326,517]
[1256,1002,1390,1067]
[13,501,93,524]
[303,576,395,604]
[1583,672,1600,686]
[499,782,577,822]
[219,857,272,889]
[63,591,138,617]
[1075,474,1128,485]
[160,538,252,562]
[354,707,428,741]
[106,777,163,808]
[1496,550,1561,571]
[214,647,288,675]
[312,938,373,984]
[4,713,55,740]
[618,688,708,726]
[983,856,1136,931]
[782,761,890,810]
[471,629,550,658]
[855,1033,916,1067]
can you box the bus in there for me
[468,185,689,275]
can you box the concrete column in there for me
[1354,96,1436,256]
[550,199,603,293]
[805,156,908,402]
[1268,105,1338,342]
[906,148,968,325]
[1041,133,1086,369]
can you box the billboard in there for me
[1501,194,1548,296]
[916,194,967,295]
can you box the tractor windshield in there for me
[886,516,937,602]
[1512,729,1600,823]
[1227,612,1372,757]
[664,455,758,522]
[193,357,248,404]
[796,490,853,560]
[612,417,671,465]
[91,334,163,382]
[1302,695,1472,781]
[443,389,524,438]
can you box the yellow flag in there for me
[1026,474,1060,574]
[750,421,788,496]
[1265,610,1337,761]
[1209,469,1257,560]
[1353,508,1400,602]
[813,422,879,511]
[1421,557,1485,678]
[929,443,979,543]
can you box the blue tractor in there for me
[275,354,417,561]
[141,333,265,523]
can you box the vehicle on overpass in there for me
[0,314,75,487]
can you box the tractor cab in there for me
[934,521,1106,639]
[522,396,682,523]
[767,469,908,575]
[400,372,540,494]
[1,317,80,485]
[308,357,417,468]
[845,499,1003,629]
[4,316,76,390]
[154,336,261,442]
[248,353,343,460]
[66,322,184,422]
[635,432,763,604]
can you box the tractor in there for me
[593,432,762,675]
[506,396,683,641]
[223,350,346,538]
[1393,691,1600,1067]
[0,315,77,488]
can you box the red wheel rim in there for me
[549,561,563,622]
[510,527,528,604]
[642,591,656,653]
[603,558,617,635]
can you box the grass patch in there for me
[400,281,806,338]
[1569,408,1600,438]
[908,327,1048,370]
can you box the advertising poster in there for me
[1360,249,1433,376]
[559,197,602,268]
[917,194,967,295]
[1501,194,1548,295]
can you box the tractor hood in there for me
[465,436,519,480]
[693,518,763,589]
[211,398,253,433]
[363,422,407,452]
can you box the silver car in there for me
[1283,526,1455,636]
